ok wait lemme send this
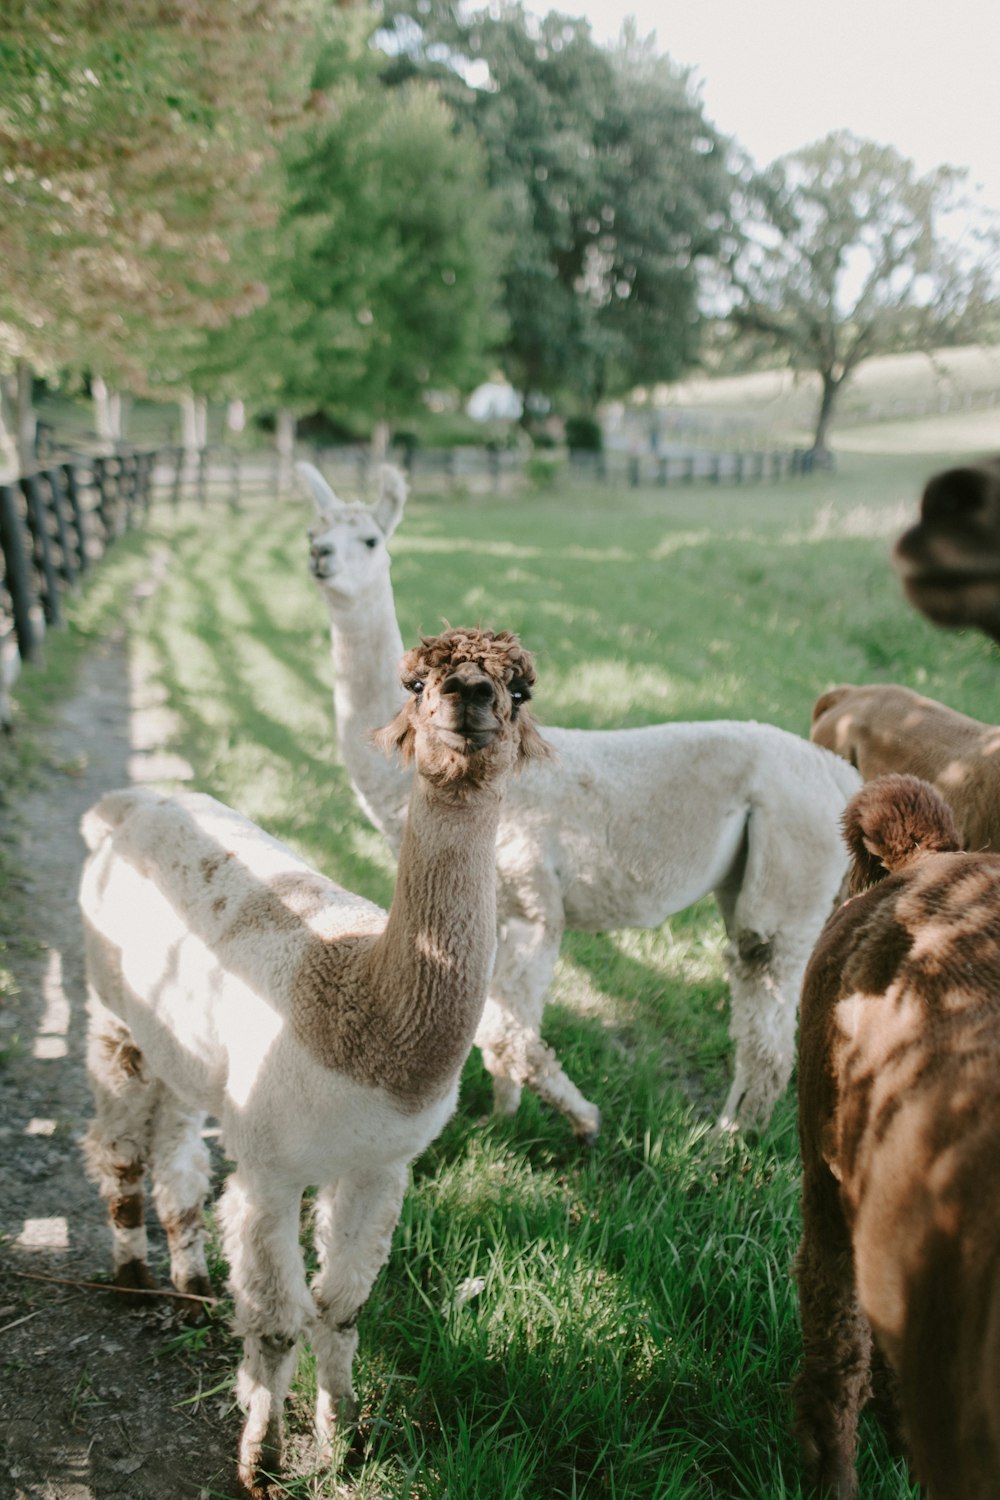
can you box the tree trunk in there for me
[371,418,390,465]
[0,375,19,480]
[811,371,842,456]
[92,375,126,449]
[14,359,36,475]
[276,408,296,494]
[179,392,199,452]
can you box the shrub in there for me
[565,414,603,452]
[524,454,562,491]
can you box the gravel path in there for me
[0,609,242,1500]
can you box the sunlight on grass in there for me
[543,658,682,720]
[10,452,987,1499]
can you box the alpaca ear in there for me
[515,709,553,767]
[371,464,407,539]
[811,685,851,727]
[842,797,891,894]
[371,704,417,763]
[296,462,342,522]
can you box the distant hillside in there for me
[631,344,1000,450]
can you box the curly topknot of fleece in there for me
[401,627,536,690]
[843,772,961,893]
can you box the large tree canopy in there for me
[726,130,1000,453]
[198,14,505,436]
[376,2,736,411]
[0,1,320,396]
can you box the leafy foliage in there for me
[0,1,320,389]
[377,2,736,410]
[197,14,505,429]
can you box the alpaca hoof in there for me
[172,1272,214,1323]
[114,1259,156,1304]
[573,1106,601,1147]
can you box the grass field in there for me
[6,432,1000,1498]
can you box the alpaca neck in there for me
[365,774,503,1099]
[327,579,410,849]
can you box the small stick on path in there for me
[7,1267,219,1306]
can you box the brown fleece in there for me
[810,682,1000,854]
[795,773,1000,1500]
[892,456,1000,642]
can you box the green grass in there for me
[9,437,993,1497]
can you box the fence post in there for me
[0,483,41,661]
[21,473,62,626]
[657,455,669,488]
[628,454,640,488]
[229,447,241,510]
[92,456,117,543]
[196,447,208,506]
[118,451,138,529]
[61,461,90,572]
[171,445,184,507]
[43,467,77,587]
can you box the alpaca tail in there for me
[80,787,164,851]
[842,773,960,895]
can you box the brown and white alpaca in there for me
[810,681,1000,853]
[893,455,1000,643]
[80,626,548,1498]
[795,773,1000,1499]
[300,461,861,1140]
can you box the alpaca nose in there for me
[442,665,496,705]
[310,541,334,573]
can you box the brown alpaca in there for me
[794,773,1000,1499]
[810,681,1000,853]
[893,456,1000,642]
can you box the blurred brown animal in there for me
[810,682,1000,853]
[893,456,1000,643]
[794,773,1000,1499]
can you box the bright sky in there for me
[561,0,1000,212]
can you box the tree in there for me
[201,16,505,450]
[726,131,1000,455]
[377,2,736,413]
[0,1,320,461]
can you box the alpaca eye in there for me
[407,679,425,695]
[364,537,378,549]
[510,680,531,704]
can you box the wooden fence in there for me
[0,450,159,723]
[0,434,809,725]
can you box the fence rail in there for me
[0,433,809,727]
[0,449,159,726]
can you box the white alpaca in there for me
[302,463,862,1140]
[80,626,548,1498]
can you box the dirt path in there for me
[0,619,241,1500]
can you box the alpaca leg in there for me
[716,934,805,1132]
[311,1162,408,1458]
[794,1170,872,1498]
[148,1092,212,1305]
[219,1173,313,1497]
[82,994,159,1293]
[476,908,601,1142]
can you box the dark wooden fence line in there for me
[160,441,803,502]
[0,450,161,709]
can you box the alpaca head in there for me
[298,462,407,609]
[893,456,1000,642]
[374,627,551,789]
